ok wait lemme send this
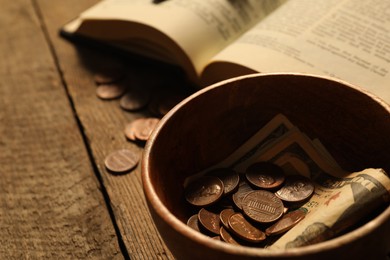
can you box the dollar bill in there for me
[184,113,295,186]
[269,168,390,249]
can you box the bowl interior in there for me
[146,73,390,224]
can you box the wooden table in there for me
[0,1,192,258]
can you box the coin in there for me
[104,149,139,173]
[220,226,240,245]
[185,176,224,207]
[242,190,284,223]
[198,208,221,235]
[245,162,285,189]
[187,214,201,232]
[219,208,236,230]
[119,89,150,111]
[207,168,240,195]
[96,83,126,100]
[212,236,221,241]
[228,213,266,243]
[232,181,254,210]
[133,117,159,141]
[265,209,306,236]
[275,175,315,203]
[124,120,138,141]
[124,117,159,142]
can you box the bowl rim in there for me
[142,72,390,257]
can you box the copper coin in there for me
[187,214,200,232]
[275,175,315,203]
[220,208,236,230]
[220,226,240,245]
[265,209,306,236]
[228,213,266,243]
[242,190,284,223]
[185,176,224,207]
[96,83,126,100]
[124,120,139,141]
[198,208,221,235]
[232,181,254,210]
[245,162,285,189]
[207,168,240,195]
[133,117,159,141]
[119,89,150,111]
[124,118,159,142]
[104,149,139,173]
[94,69,124,85]
[212,236,221,241]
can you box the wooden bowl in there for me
[142,73,390,260]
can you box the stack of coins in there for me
[184,162,314,247]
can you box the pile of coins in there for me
[93,69,189,118]
[184,162,314,247]
[93,67,190,174]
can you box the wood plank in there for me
[0,0,122,258]
[36,0,192,259]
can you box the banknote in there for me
[184,113,295,186]
[231,126,346,180]
[311,138,343,170]
[269,168,390,249]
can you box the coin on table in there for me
[124,120,138,141]
[232,181,255,210]
[187,214,201,232]
[265,209,306,236]
[245,162,285,190]
[198,208,221,235]
[185,176,224,207]
[119,88,150,111]
[219,208,236,230]
[242,190,284,223]
[220,226,240,245]
[133,117,159,142]
[96,83,126,100]
[228,213,266,243]
[275,175,315,203]
[207,168,240,195]
[124,117,159,142]
[104,149,139,173]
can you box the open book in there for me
[61,0,390,103]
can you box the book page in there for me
[202,0,390,103]
[65,0,286,82]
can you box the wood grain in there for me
[0,0,121,258]
[35,0,191,258]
